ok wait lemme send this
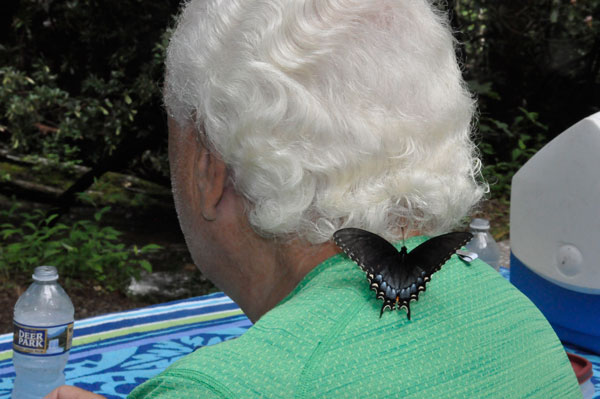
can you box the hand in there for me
[44,385,107,399]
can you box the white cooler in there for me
[510,112,600,354]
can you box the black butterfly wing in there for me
[405,232,473,277]
[392,232,472,318]
[333,228,401,276]
[333,228,404,316]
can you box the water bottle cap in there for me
[469,218,490,231]
[32,265,59,282]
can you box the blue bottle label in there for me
[13,321,74,356]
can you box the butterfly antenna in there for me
[401,227,406,248]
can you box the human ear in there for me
[196,146,227,221]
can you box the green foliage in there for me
[479,107,548,197]
[453,0,600,199]
[469,80,549,198]
[0,204,161,291]
[455,0,600,130]
[0,0,178,179]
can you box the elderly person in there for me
[48,0,581,398]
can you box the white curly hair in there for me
[164,0,486,244]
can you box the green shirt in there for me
[129,236,581,398]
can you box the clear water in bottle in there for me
[12,266,74,399]
[465,218,502,271]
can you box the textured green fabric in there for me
[129,236,581,398]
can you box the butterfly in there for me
[333,228,472,319]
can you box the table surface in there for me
[0,270,598,398]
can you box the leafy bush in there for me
[455,0,600,135]
[1,0,177,181]
[469,80,549,199]
[479,107,548,198]
[456,1,600,199]
[0,204,161,291]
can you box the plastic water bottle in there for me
[465,218,502,271]
[12,266,74,399]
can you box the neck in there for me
[233,239,340,323]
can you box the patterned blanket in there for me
[0,293,252,398]
[0,273,598,398]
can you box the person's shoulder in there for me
[300,255,581,398]
[128,335,267,398]
[131,271,366,397]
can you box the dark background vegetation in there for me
[1,0,599,332]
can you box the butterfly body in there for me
[333,228,472,319]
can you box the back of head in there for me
[165,0,486,243]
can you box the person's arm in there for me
[44,385,106,399]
